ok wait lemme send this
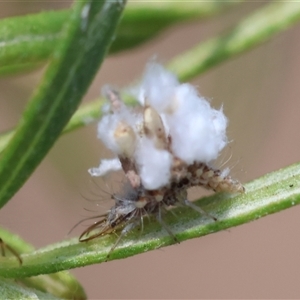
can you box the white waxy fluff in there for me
[97,105,139,156]
[135,137,172,190]
[137,62,178,112]
[136,63,228,165]
[93,62,228,190]
[88,158,121,177]
[164,83,227,164]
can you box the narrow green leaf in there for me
[0,131,14,154]
[0,99,105,155]
[0,62,44,77]
[0,94,136,154]
[0,227,34,254]
[109,1,241,53]
[20,274,86,300]
[0,0,126,209]
[0,10,67,71]
[0,227,86,300]
[0,278,61,300]
[1,1,297,148]
[168,1,300,81]
[0,2,239,76]
[0,162,299,278]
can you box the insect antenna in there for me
[68,214,107,236]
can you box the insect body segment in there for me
[79,63,245,258]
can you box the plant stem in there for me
[1,2,299,152]
[0,278,61,300]
[0,162,299,278]
[168,1,300,81]
[0,227,86,299]
[0,0,126,209]
[0,2,237,76]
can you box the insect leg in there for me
[156,206,179,244]
[0,237,22,265]
[106,222,136,260]
[183,199,217,221]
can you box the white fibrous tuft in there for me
[137,62,178,112]
[135,137,172,189]
[88,158,121,177]
[139,65,228,164]
[91,62,229,190]
[97,113,122,154]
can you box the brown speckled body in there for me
[80,158,245,258]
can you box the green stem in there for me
[0,10,66,73]
[0,278,61,300]
[0,0,126,209]
[0,162,299,278]
[168,1,300,81]
[0,227,86,299]
[0,94,136,154]
[0,2,237,76]
[1,1,298,151]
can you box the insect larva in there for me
[78,63,245,259]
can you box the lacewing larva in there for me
[78,63,245,259]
